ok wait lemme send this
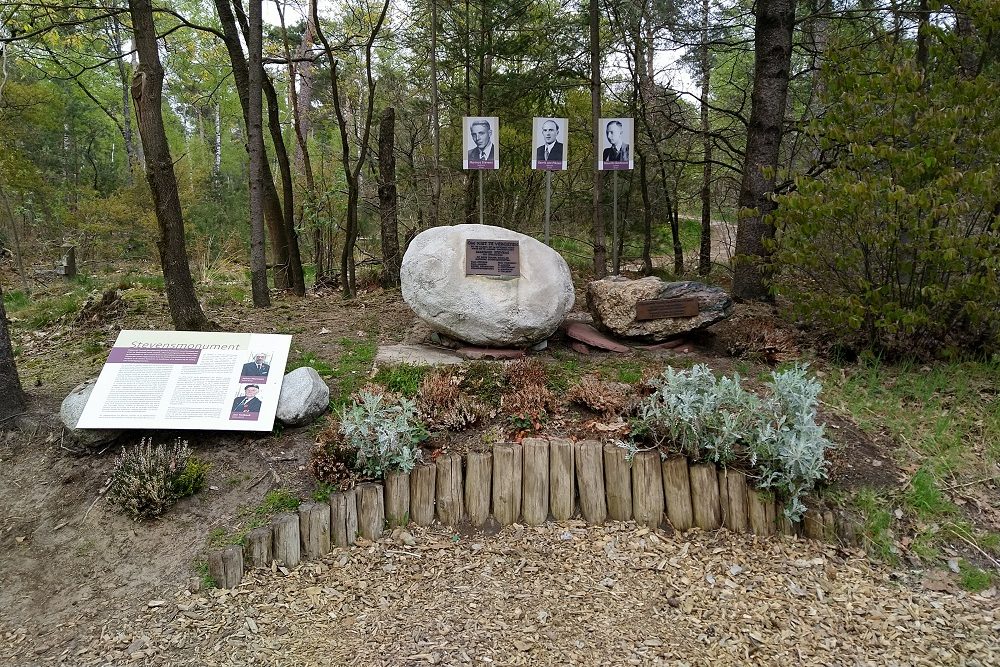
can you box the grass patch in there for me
[288,350,335,377]
[854,489,898,564]
[373,364,430,397]
[2,289,30,310]
[193,559,217,589]
[207,489,301,549]
[905,469,956,519]
[330,337,377,407]
[958,562,995,592]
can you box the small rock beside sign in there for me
[588,276,733,341]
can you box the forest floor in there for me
[1,261,998,665]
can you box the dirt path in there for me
[5,523,995,666]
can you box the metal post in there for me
[544,170,552,245]
[478,170,484,225]
[612,171,619,275]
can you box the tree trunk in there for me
[0,283,26,423]
[378,107,401,286]
[698,0,713,276]
[590,0,606,278]
[246,0,270,307]
[639,152,653,276]
[212,0,289,289]
[731,0,795,301]
[128,0,211,330]
[429,0,441,229]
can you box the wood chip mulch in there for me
[5,523,998,666]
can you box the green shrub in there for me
[628,363,831,520]
[773,41,1000,357]
[108,438,209,519]
[339,390,428,478]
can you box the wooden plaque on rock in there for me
[466,239,520,277]
[635,297,699,321]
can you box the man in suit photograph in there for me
[536,119,563,162]
[467,120,495,162]
[232,385,262,413]
[241,353,269,377]
[603,120,630,163]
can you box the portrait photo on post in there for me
[531,117,568,171]
[463,116,500,170]
[598,117,634,171]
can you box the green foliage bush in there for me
[108,438,209,520]
[628,364,830,519]
[773,39,1000,357]
[339,390,428,478]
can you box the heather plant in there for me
[628,364,830,520]
[108,438,209,519]
[339,390,428,478]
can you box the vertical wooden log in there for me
[689,463,721,529]
[603,444,632,521]
[747,490,775,536]
[662,456,694,531]
[357,483,385,540]
[631,451,664,529]
[209,546,244,588]
[435,455,464,525]
[272,512,301,567]
[299,502,331,558]
[802,508,824,540]
[330,492,349,547]
[384,471,410,527]
[822,510,837,542]
[778,507,799,536]
[465,451,492,527]
[244,526,272,568]
[521,438,550,525]
[721,469,750,533]
[344,487,359,545]
[834,509,860,546]
[410,463,437,526]
[549,438,575,521]
[717,469,731,528]
[492,443,523,526]
[575,440,607,525]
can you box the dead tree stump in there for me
[549,438,575,521]
[492,443,522,525]
[521,438,550,525]
[244,526,272,568]
[465,451,492,527]
[410,463,437,526]
[689,463,721,529]
[435,455,464,525]
[631,451,664,529]
[662,456,693,531]
[603,443,632,521]
[357,483,385,540]
[575,440,607,525]
[272,513,301,567]
[299,502,331,558]
[384,471,410,527]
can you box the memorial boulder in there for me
[276,367,330,426]
[60,379,124,447]
[401,224,574,346]
[588,276,733,341]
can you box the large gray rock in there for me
[588,276,733,341]
[60,379,123,447]
[276,367,330,426]
[401,224,575,346]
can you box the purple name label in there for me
[107,347,202,364]
[602,161,631,171]
[468,159,495,170]
[536,160,563,171]
[229,411,260,421]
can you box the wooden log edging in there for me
[207,438,860,590]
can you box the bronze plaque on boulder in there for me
[465,239,520,277]
[635,297,700,321]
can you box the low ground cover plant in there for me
[626,363,831,520]
[108,438,209,519]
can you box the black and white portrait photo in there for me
[598,117,634,171]
[463,116,500,170]
[531,117,568,171]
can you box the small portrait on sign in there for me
[230,384,262,421]
[239,351,271,382]
[463,116,500,171]
[598,117,634,171]
[531,117,568,171]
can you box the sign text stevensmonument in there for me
[466,239,520,277]
[635,297,700,321]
